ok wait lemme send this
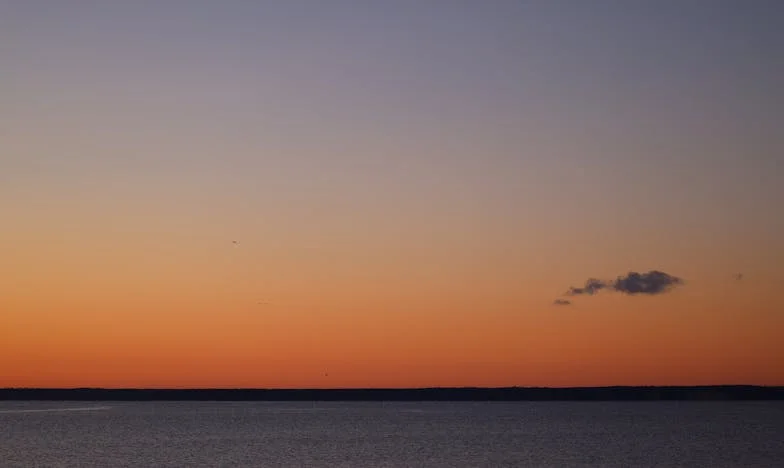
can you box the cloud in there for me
[552,299,572,306]
[562,270,684,298]
[565,278,608,296]
[611,270,683,295]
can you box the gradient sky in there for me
[2,1,783,388]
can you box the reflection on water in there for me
[0,406,112,414]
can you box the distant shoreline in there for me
[1,386,782,401]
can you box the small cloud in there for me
[611,270,683,295]
[565,278,608,296]
[553,299,572,306]
[562,270,684,299]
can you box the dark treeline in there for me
[1,386,782,401]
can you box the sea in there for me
[1,401,782,467]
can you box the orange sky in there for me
[2,222,782,387]
[2,2,783,387]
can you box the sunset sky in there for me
[2,1,782,388]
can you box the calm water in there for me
[1,401,782,467]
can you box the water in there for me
[1,401,782,467]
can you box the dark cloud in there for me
[611,270,683,295]
[563,270,684,298]
[552,299,572,306]
[565,278,608,296]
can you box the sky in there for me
[2,1,783,388]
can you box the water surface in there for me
[1,401,782,467]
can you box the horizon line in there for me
[3,385,782,391]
